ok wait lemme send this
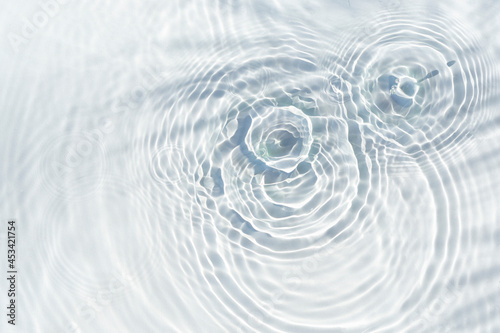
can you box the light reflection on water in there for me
[0,0,499,332]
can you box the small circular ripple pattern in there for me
[36,177,162,297]
[324,9,495,154]
[138,17,390,331]
[136,8,496,333]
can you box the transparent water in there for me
[1,0,499,332]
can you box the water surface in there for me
[0,0,499,332]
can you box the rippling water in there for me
[1,0,500,332]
